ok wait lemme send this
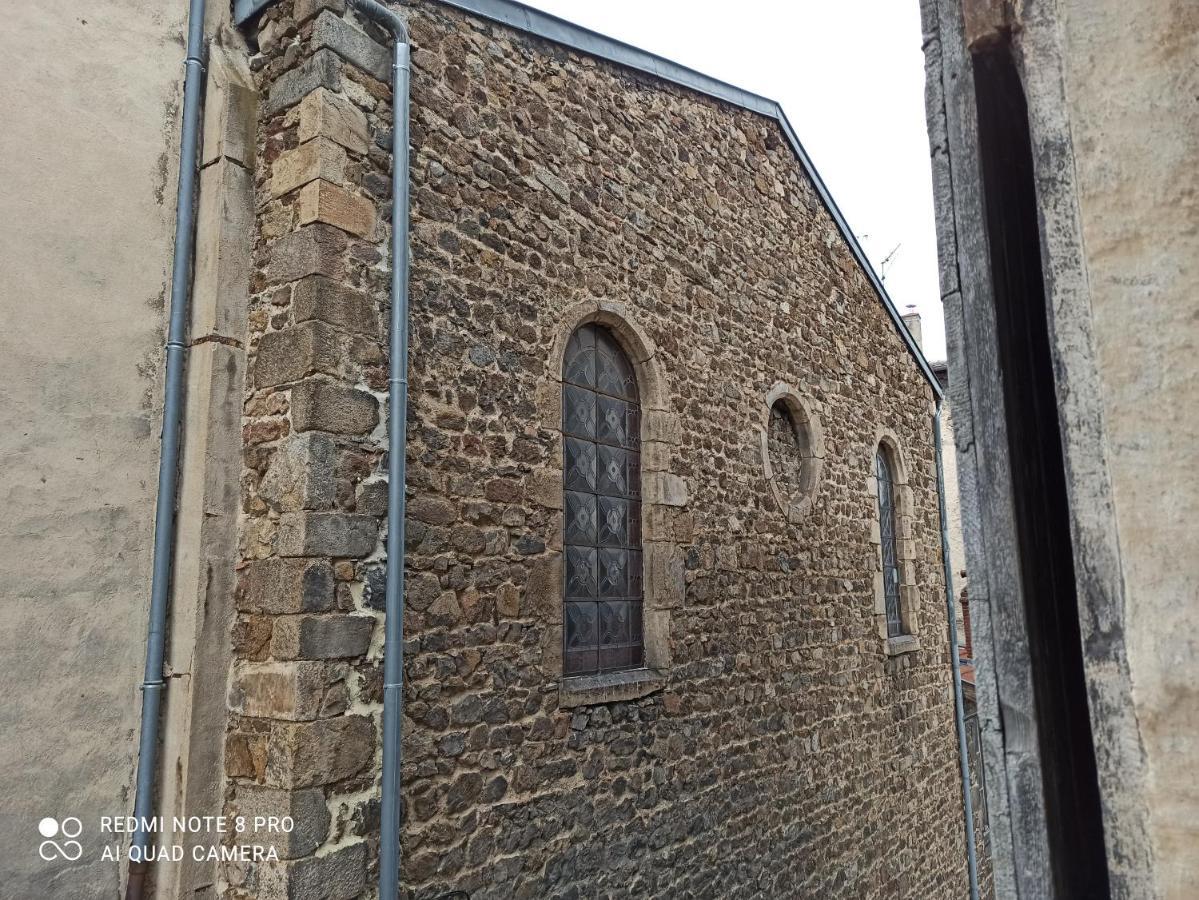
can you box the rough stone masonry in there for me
[218,1,968,897]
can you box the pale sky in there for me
[520,0,947,362]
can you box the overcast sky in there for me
[520,0,947,361]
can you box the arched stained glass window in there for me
[876,447,903,638]
[562,324,643,676]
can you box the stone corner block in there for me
[295,0,347,24]
[202,53,257,167]
[259,431,338,512]
[266,48,343,116]
[646,472,688,507]
[525,552,564,624]
[292,275,378,337]
[278,511,379,558]
[266,224,351,285]
[298,180,376,239]
[255,321,342,389]
[271,137,348,199]
[261,841,366,900]
[312,10,391,82]
[231,785,331,860]
[192,159,254,342]
[271,614,374,660]
[229,661,345,721]
[290,378,379,435]
[237,558,336,615]
[643,409,682,444]
[265,716,374,788]
[299,87,370,154]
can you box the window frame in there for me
[540,301,685,708]
[876,445,904,638]
[758,382,825,522]
[561,323,645,678]
[868,432,922,655]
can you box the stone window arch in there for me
[537,300,684,705]
[758,383,824,521]
[869,432,921,655]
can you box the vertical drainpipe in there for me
[935,399,980,900]
[126,0,207,897]
[337,3,412,896]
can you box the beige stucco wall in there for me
[1057,1,1199,894]
[937,390,968,644]
[939,400,966,582]
[0,2,188,895]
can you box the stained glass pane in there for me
[876,448,904,638]
[563,385,597,440]
[628,550,643,597]
[564,437,597,493]
[598,645,634,672]
[597,496,633,548]
[563,326,596,389]
[597,395,628,448]
[597,445,631,498]
[599,600,632,645]
[565,601,597,648]
[565,648,599,675]
[565,491,597,545]
[625,407,642,451]
[566,546,598,599]
[562,324,644,676]
[598,548,629,597]
[594,329,638,400]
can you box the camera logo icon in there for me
[38,817,83,861]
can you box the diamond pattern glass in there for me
[597,548,628,597]
[596,396,630,448]
[598,496,636,547]
[566,600,597,648]
[877,448,903,638]
[564,491,597,546]
[563,325,643,676]
[564,437,597,493]
[566,546,598,599]
[563,385,597,440]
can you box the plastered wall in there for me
[1057,1,1199,894]
[0,2,190,895]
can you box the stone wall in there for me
[222,2,967,897]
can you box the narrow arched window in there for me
[876,446,903,637]
[562,324,643,676]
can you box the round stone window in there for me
[760,385,824,522]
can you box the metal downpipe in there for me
[337,2,411,897]
[126,0,207,896]
[379,40,410,891]
[935,399,980,900]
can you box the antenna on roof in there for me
[880,243,902,281]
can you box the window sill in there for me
[885,635,921,656]
[558,668,667,708]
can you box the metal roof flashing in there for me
[233,0,941,397]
